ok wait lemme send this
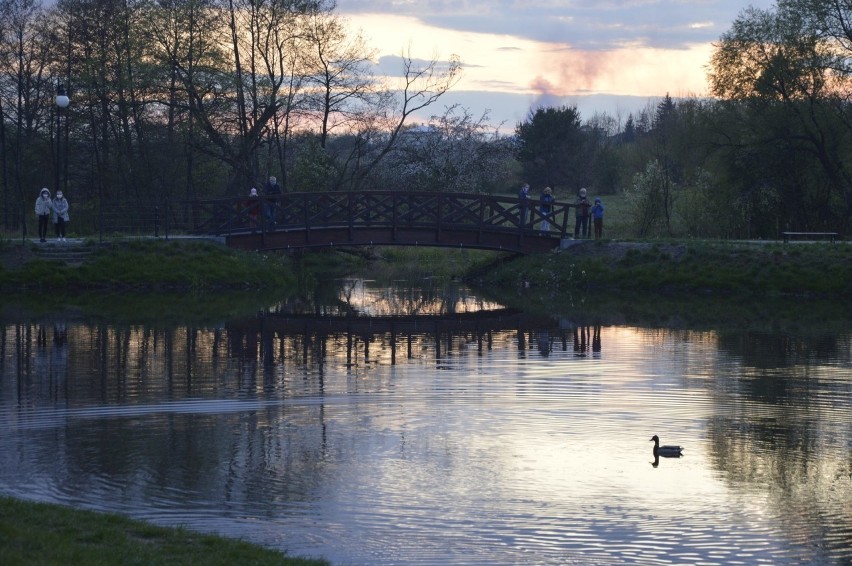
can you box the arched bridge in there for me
[184,191,574,254]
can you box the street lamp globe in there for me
[56,84,70,108]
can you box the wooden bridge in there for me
[183,191,574,254]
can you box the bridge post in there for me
[259,201,266,248]
[435,193,443,243]
[560,204,570,239]
[392,192,398,242]
[302,193,310,244]
[477,196,485,245]
[347,192,354,242]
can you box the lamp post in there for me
[55,84,70,195]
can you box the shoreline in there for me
[3,237,851,298]
[469,239,852,299]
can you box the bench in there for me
[781,231,839,243]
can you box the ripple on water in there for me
[2,323,851,565]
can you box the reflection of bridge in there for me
[228,310,601,364]
[183,191,574,254]
[257,309,554,335]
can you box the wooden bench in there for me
[781,231,839,243]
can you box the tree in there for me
[374,105,513,193]
[626,159,670,237]
[709,2,852,231]
[301,10,375,149]
[331,49,462,191]
[144,0,228,203]
[515,105,585,192]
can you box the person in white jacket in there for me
[34,188,53,242]
[52,190,70,241]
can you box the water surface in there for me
[1,283,851,565]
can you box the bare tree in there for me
[145,0,231,200]
[378,105,512,193]
[339,49,461,191]
[0,0,55,229]
[301,10,375,149]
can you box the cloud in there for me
[374,54,462,78]
[336,1,774,129]
[336,0,777,51]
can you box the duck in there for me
[650,435,683,457]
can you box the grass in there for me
[0,239,297,292]
[470,239,852,299]
[1,289,284,326]
[0,496,328,566]
[370,246,502,281]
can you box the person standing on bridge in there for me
[574,188,591,239]
[246,187,260,229]
[539,187,554,234]
[591,197,604,239]
[264,176,282,226]
[518,182,531,229]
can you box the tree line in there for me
[2,0,851,240]
[0,0,465,232]
[517,0,852,239]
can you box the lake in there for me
[1,280,851,565]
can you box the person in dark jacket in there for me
[574,187,591,239]
[264,176,282,225]
[518,182,531,228]
[539,187,554,234]
[591,197,605,239]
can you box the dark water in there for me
[1,282,851,565]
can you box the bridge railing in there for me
[181,191,573,239]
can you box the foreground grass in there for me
[0,496,328,566]
[369,246,500,281]
[0,239,296,292]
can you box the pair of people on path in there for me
[517,183,555,233]
[34,188,70,242]
[575,188,605,239]
[246,176,283,228]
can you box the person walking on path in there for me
[539,187,554,234]
[35,188,53,243]
[52,190,70,241]
[518,182,531,229]
[591,197,604,239]
[574,187,591,239]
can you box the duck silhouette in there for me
[650,435,683,458]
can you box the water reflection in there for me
[1,282,851,565]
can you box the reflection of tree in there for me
[537,330,551,356]
[707,415,852,560]
[592,326,601,355]
[54,406,332,510]
[290,279,506,318]
[707,330,852,561]
[716,331,851,404]
[50,323,68,391]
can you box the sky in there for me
[336,0,777,131]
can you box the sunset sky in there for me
[336,0,777,130]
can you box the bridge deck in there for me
[183,191,576,254]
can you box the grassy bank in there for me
[0,239,297,292]
[470,239,852,299]
[0,496,327,566]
